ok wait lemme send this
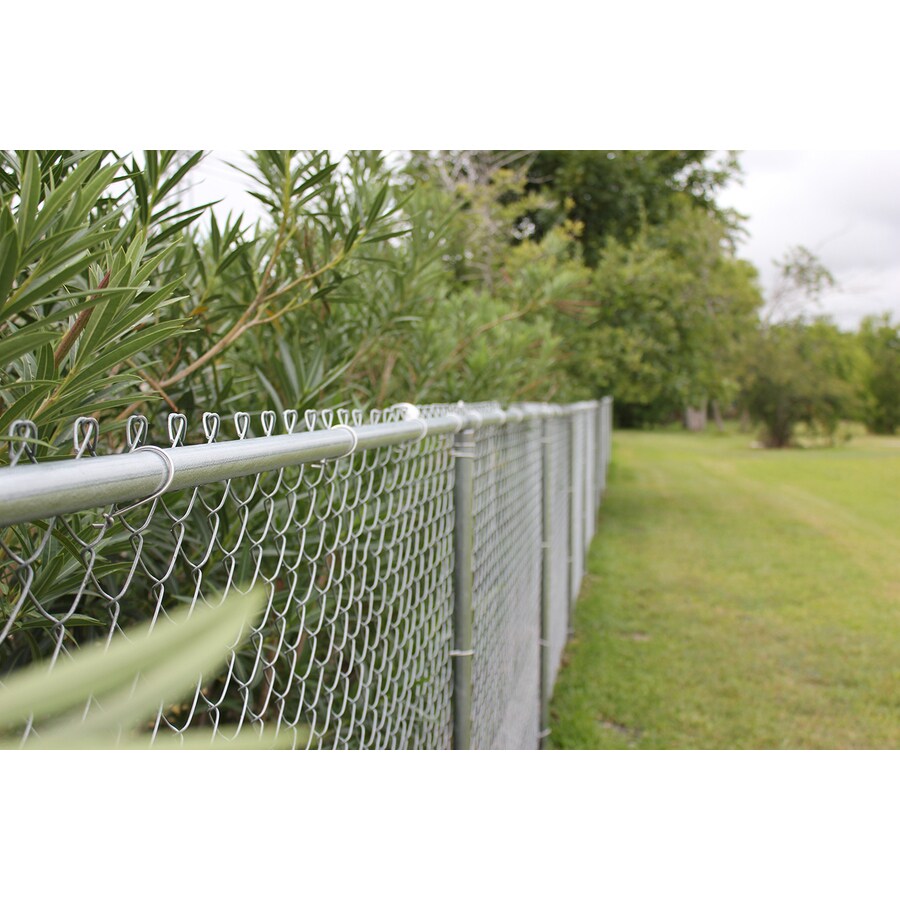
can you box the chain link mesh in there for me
[0,399,612,749]
[583,408,597,549]
[1,407,455,749]
[469,418,543,750]
[569,411,586,605]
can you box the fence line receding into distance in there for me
[0,397,612,749]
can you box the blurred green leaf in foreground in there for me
[0,585,299,749]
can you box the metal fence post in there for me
[539,418,553,748]
[584,407,592,546]
[595,403,601,509]
[451,426,476,750]
[604,400,610,487]
[567,410,577,634]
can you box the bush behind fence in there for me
[0,397,612,749]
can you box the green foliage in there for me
[740,318,863,447]
[737,248,867,448]
[858,313,900,434]
[0,148,764,443]
[0,151,206,445]
[138,150,405,418]
[526,150,742,265]
[3,148,889,750]
[555,201,762,421]
[0,147,765,681]
[322,153,588,405]
[0,150,411,451]
[0,585,293,749]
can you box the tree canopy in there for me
[0,149,888,455]
[525,150,742,264]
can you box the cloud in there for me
[721,150,900,328]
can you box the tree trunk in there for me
[684,404,707,432]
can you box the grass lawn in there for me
[548,428,900,749]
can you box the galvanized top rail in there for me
[0,401,601,527]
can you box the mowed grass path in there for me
[549,429,900,749]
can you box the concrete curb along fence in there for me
[0,397,612,749]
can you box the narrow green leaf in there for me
[15,724,299,751]
[6,249,105,318]
[344,222,360,250]
[155,151,205,206]
[67,160,122,228]
[362,228,411,244]
[37,392,149,427]
[0,218,21,313]
[35,340,56,382]
[13,614,106,632]
[293,163,338,200]
[0,381,56,433]
[0,586,267,733]
[73,320,188,379]
[17,152,41,248]
[364,183,389,229]
[31,151,106,242]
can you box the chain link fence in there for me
[470,415,543,750]
[0,397,612,749]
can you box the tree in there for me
[737,247,866,448]
[525,150,742,265]
[763,244,836,323]
[387,152,588,403]
[740,318,862,447]
[647,201,762,429]
[554,203,762,425]
[858,313,900,434]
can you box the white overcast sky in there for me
[719,150,900,328]
[188,150,900,331]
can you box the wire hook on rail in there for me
[93,445,176,528]
[329,424,359,459]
